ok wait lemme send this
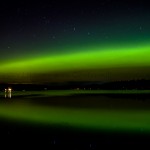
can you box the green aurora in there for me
[0,41,150,83]
[1,0,150,84]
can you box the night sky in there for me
[0,0,150,83]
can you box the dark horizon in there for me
[1,79,150,91]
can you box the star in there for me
[32,34,36,38]
[105,35,109,39]
[90,144,92,148]
[45,20,50,24]
[53,140,56,144]
[139,26,142,30]
[52,36,56,39]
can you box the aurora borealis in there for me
[0,0,150,83]
[1,43,150,83]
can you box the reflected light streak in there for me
[4,88,12,98]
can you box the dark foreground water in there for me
[0,90,150,148]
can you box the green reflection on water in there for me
[0,98,150,133]
[0,90,150,133]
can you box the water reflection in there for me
[5,88,12,98]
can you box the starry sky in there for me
[0,0,150,83]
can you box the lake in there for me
[0,90,150,148]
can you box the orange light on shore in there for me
[8,88,12,92]
[4,88,12,98]
[4,88,12,92]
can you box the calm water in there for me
[0,90,150,147]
